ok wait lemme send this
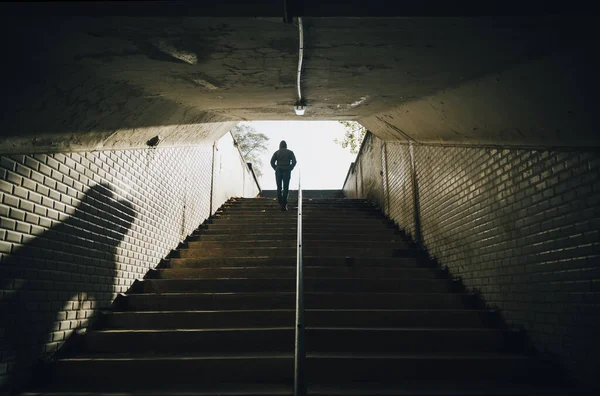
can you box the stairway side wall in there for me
[343,133,600,387]
[212,133,261,206]
[343,133,386,207]
[0,132,259,387]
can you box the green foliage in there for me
[334,121,367,154]
[231,123,269,178]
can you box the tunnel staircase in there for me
[23,193,567,395]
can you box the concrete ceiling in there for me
[0,2,598,153]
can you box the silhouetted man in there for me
[270,140,297,211]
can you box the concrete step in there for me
[224,202,373,209]
[216,209,383,217]
[147,267,439,279]
[134,278,454,294]
[27,375,568,396]
[115,292,475,311]
[208,222,393,231]
[303,354,547,382]
[201,224,395,233]
[223,206,375,213]
[211,216,387,224]
[308,379,576,396]
[81,328,521,354]
[174,246,418,259]
[306,382,571,396]
[225,198,366,204]
[210,217,389,225]
[230,206,375,212]
[22,383,293,396]
[194,227,401,236]
[48,353,547,386]
[184,240,410,249]
[205,222,394,232]
[189,232,406,242]
[260,190,345,199]
[219,206,380,213]
[234,196,360,204]
[234,198,364,203]
[190,232,297,241]
[19,384,571,396]
[165,256,421,269]
[222,200,371,206]
[50,353,294,386]
[99,309,500,330]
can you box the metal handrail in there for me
[294,175,305,396]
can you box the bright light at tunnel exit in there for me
[238,121,357,191]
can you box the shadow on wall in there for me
[0,184,136,390]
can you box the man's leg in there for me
[282,170,291,210]
[275,169,283,206]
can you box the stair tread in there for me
[308,383,573,395]
[154,266,428,270]
[187,240,405,243]
[171,255,417,259]
[58,352,533,361]
[21,387,291,396]
[58,352,292,361]
[164,255,413,260]
[21,385,292,396]
[91,327,509,333]
[104,308,496,314]
[181,247,411,250]
[24,383,572,395]
[197,230,395,233]
[92,327,295,333]
[172,254,415,256]
[123,291,468,296]
[142,277,444,281]
[194,232,394,235]
[21,383,568,396]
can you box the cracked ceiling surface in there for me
[0,11,598,153]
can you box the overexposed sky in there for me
[238,121,357,190]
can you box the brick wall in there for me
[385,143,416,238]
[344,133,600,387]
[0,133,259,387]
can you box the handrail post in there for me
[294,175,305,396]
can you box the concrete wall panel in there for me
[357,134,385,208]
[212,133,260,211]
[342,164,358,199]
[342,133,384,207]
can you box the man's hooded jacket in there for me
[270,141,297,171]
